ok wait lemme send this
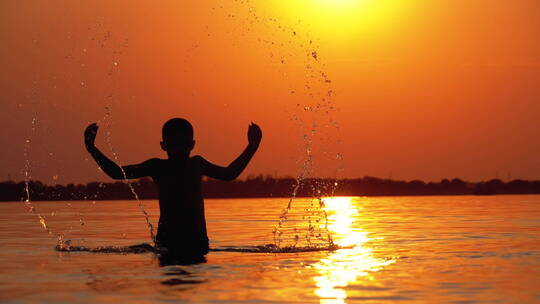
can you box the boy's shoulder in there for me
[139,158,165,169]
[145,157,165,164]
[190,155,204,161]
[190,155,207,165]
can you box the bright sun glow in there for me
[273,0,405,39]
[316,0,363,9]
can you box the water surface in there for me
[1,196,539,303]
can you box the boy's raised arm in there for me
[84,123,152,180]
[203,122,262,181]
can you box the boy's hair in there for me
[162,118,193,142]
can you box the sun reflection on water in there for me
[313,197,395,303]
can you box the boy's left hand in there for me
[84,123,99,150]
[247,122,262,148]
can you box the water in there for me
[1,195,540,303]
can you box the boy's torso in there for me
[149,157,208,249]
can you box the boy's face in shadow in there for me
[160,134,195,155]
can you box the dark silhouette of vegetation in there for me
[2,176,540,202]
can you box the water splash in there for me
[55,242,345,254]
[211,243,343,253]
[21,116,66,244]
[81,27,155,245]
[216,1,343,249]
[20,24,148,249]
[55,242,157,254]
[93,30,157,245]
[101,106,156,245]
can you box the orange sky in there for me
[1,0,540,184]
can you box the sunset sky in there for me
[1,0,540,184]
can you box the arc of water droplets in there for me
[218,1,342,249]
[271,121,336,249]
[102,106,156,246]
[20,27,135,249]
[21,116,67,244]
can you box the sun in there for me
[272,0,404,39]
[316,0,365,10]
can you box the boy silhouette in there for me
[84,118,262,264]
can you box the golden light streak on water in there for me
[313,197,395,303]
[38,214,49,232]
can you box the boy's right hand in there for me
[84,123,99,150]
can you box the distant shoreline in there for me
[2,176,540,202]
[3,193,540,204]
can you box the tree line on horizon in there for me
[1,176,540,202]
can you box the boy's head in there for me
[160,118,195,155]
